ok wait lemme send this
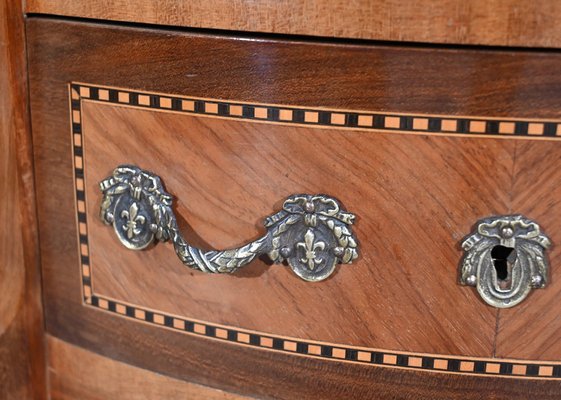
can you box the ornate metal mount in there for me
[99,165,358,282]
[460,215,551,308]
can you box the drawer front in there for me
[28,18,561,398]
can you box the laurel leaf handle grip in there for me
[99,165,359,282]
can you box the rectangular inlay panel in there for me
[67,81,560,378]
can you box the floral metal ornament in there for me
[264,194,358,281]
[460,215,551,308]
[100,165,358,281]
[298,229,325,271]
[121,203,146,240]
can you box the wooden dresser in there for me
[3,1,561,399]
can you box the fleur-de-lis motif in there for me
[121,202,146,239]
[297,229,326,270]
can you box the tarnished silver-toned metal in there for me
[460,215,551,308]
[99,165,359,282]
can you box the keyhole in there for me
[491,245,515,282]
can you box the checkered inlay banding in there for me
[70,83,561,380]
[72,83,561,139]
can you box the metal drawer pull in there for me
[99,165,358,282]
[460,215,551,308]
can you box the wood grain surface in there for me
[48,335,250,400]
[495,141,561,360]
[82,100,501,356]
[0,2,46,399]
[25,0,561,49]
[27,18,561,398]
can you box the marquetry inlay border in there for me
[70,82,561,140]
[69,82,561,380]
